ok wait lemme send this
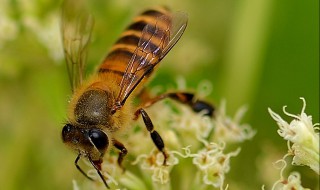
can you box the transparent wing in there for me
[160,12,188,59]
[61,0,94,92]
[113,12,188,111]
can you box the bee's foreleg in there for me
[141,92,214,117]
[112,139,128,172]
[136,108,168,165]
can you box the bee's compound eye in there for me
[62,123,73,134]
[89,129,109,150]
[62,123,76,143]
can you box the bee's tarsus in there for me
[162,150,169,166]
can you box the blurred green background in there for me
[0,0,318,189]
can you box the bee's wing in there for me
[159,12,188,59]
[114,12,188,109]
[61,0,94,92]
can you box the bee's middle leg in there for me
[135,108,168,165]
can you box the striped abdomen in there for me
[98,7,171,80]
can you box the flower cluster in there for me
[213,100,256,143]
[180,142,241,188]
[74,81,255,190]
[264,159,312,190]
[268,97,319,174]
[267,97,319,190]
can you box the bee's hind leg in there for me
[140,92,215,117]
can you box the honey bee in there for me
[61,0,213,188]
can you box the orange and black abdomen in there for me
[98,7,171,79]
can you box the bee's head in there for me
[62,123,109,159]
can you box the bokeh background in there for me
[0,0,318,189]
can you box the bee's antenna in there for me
[75,154,94,181]
[75,154,109,189]
[88,156,110,189]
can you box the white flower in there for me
[191,142,241,188]
[268,97,319,174]
[213,100,256,143]
[132,150,179,185]
[270,171,311,190]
